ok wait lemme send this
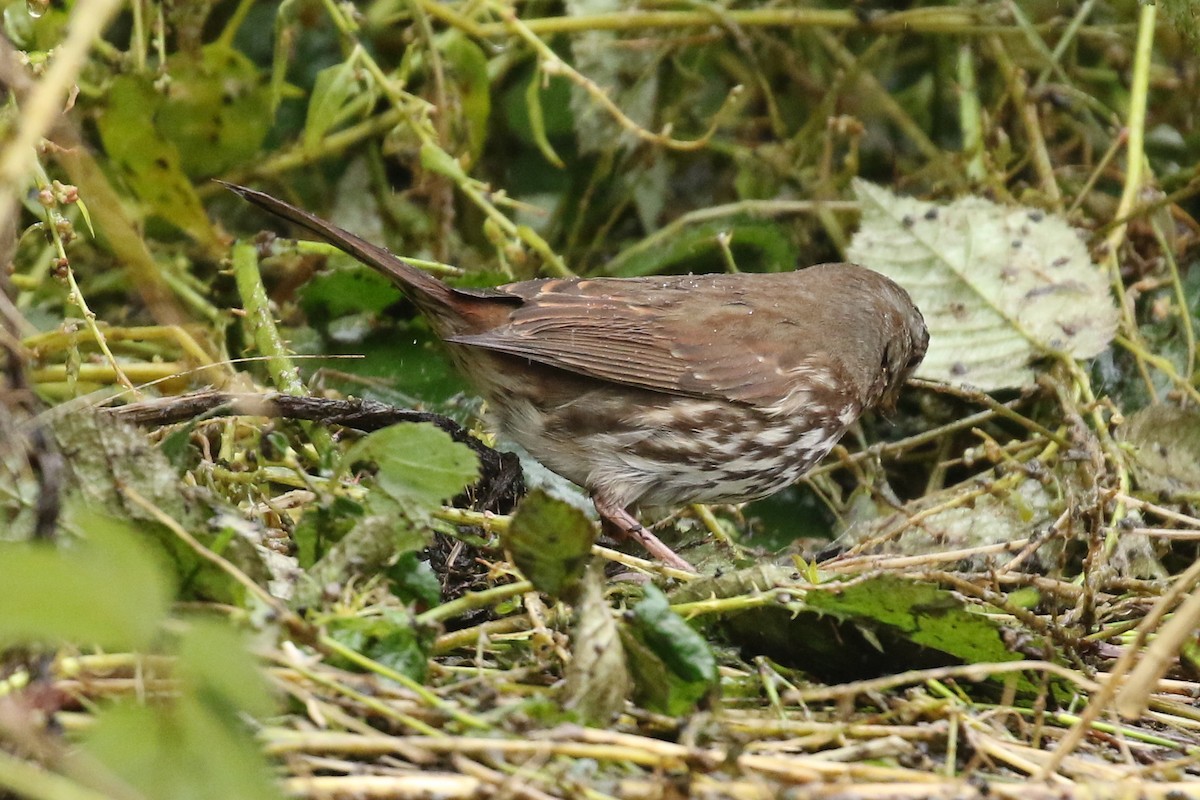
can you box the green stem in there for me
[416,580,533,626]
[231,241,335,459]
[956,45,985,183]
[473,7,987,37]
[231,242,304,396]
[0,750,116,800]
[318,634,490,730]
[1105,1,1156,255]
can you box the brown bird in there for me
[224,183,928,571]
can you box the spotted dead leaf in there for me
[848,180,1118,390]
[1117,405,1200,495]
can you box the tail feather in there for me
[219,181,455,308]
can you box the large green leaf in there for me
[304,59,370,150]
[803,574,1027,668]
[84,623,281,800]
[96,74,214,243]
[159,44,273,176]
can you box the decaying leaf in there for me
[833,477,1061,569]
[848,180,1119,390]
[1118,405,1200,496]
[562,562,630,723]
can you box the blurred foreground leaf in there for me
[83,622,282,800]
[0,515,171,651]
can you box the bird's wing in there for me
[451,272,840,406]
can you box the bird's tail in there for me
[220,181,461,318]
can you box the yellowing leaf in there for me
[96,75,214,243]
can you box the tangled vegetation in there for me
[3,1,1200,798]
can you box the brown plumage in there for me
[224,183,928,570]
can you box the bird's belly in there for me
[490,388,845,510]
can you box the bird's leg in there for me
[591,495,695,572]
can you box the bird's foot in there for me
[592,496,695,573]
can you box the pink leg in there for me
[592,495,695,572]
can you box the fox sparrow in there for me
[225,183,928,571]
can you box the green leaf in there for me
[419,142,470,182]
[3,3,68,51]
[622,585,718,715]
[344,422,479,512]
[675,566,1055,692]
[604,218,799,277]
[524,67,565,168]
[503,66,573,144]
[503,489,595,599]
[304,59,366,150]
[292,494,362,569]
[315,325,470,408]
[176,620,277,718]
[96,75,214,243]
[326,610,433,681]
[386,552,442,607]
[300,264,402,320]
[0,515,172,651]
[438,31,492,164]
[158,44,272,176]
[296,507,427,608]
[804,574,1027,670]
[84,692,282,800]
